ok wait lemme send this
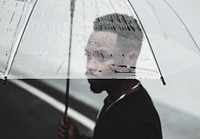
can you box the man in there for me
[58,13,162,139]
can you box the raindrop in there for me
[130,25,135,31]
[99,25,103,30]
[110,15,114,22]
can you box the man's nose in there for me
[86,59,99,75]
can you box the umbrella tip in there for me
[2,76,7,86]
[161,76,166,85]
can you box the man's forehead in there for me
[87,31,118,50]
[89,31,118,43]
[86,31,135,53]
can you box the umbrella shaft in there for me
[64,0,76,117]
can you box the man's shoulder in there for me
[113,84,159,118]
[122,84,153,106]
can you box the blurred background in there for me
[1,79,200,139]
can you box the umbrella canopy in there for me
[0,0,71,79]
[129,0,200,77]
[0,0,200,82]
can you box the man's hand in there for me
[57,116,80,139]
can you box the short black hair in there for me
[93,13,143,55]
[94,13,143,42]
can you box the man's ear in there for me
[126,52,137,67]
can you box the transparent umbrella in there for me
[0,0,164,80]
[1,0,199,81]
[1,0,200,117]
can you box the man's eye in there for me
[99,53,105,59]
[96,52,112,62]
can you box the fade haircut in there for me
[93,13,143,55]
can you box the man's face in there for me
[85,31,125,93]
[86,31,124,78]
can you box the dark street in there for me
[0,80,92,139]
[0,80,63,139]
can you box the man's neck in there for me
[106,79,139,103]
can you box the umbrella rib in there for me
[163,0,200,54]
[4,0,39,79]
[126,0,166,85]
